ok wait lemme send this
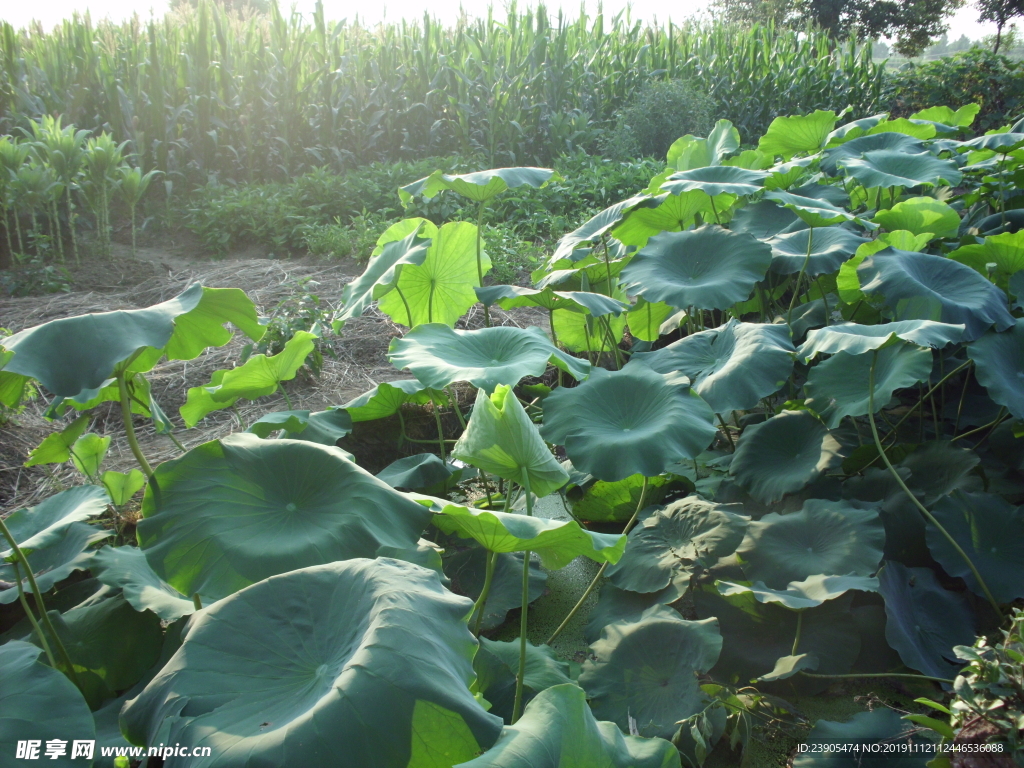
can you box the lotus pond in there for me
[2,104,1024,767]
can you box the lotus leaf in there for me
[866,118,937,140]
[763,190,864,228]
[665,120,740,172]
[0,642,95,763]
[757,653,820,682]
[246,408,353,445]
[24,414,89,466]
[717,574,879,610]
[121,558,504,767]
[967,318,1024,418]
[611,190,722,248]
[822,132,927,176]
[730,411,843,504]
[631,320,795,414]
[475,285,628,316]
[579,608,722,739]
[540,364,717,481]
[137,433,432,601]
[0,283,262,402]
[550,304,628,353]
[877,561,975,679]
[102,469,146,506]
[662,165,768,197]
[736,500,884,588]
[804,344,935,428]
[473,638,572,723]
[91,545,196,621]
[619,226,772,311]
[0,521,111,604]
[730,200,806,238]
[548,194,650,263]
[927,492,1024,603]
[764,156,815,190]
[798,320,964,360]
[767,228,868,276]
[585,582,688,643]
[607,497,748,593]
[389,324,590,392]
[694,587,861,682]
[343,379,447,422]
[569,472,688,524]
[913,104,979,128]
[625,298,677,342]
[452,385,568,497]
[758,110,836,160]
[334,224,433,326]
[376,453,454,491]
[399,167,556,205]
[872,197,960,239]
[794,709,931,768]
[840,150,962,189]
[180,330,317,426]
[432,503,626,569]
[949,230,1024,283]
[0,484,108,554]
[960,132,1024,152]
[857,248,1014,340]
[455,684,679,768]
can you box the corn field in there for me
[0,3,887,186]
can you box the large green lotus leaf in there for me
[758,110,836,160]
[334,223,433,326]
[91,545,196,621]
[455,684,679,768]
[400,167,556,205]
[432,503,625,569]
[840,150,962,189]
[137,433,432,601]
[730,411,843,504]
[625,298,677,343]
[959,131,1024,152]
[913,104,979,128]
[949,231,1024,284]
[548,195,651,263]
[619,226,772,311]
[803,343,934,428]
[24,414,89,466]
[857,248,1014,340]
[476,285,628,316]
[550,305,628,354]
[665,120,740,172]
[822,130,926,174]
[611,190,721,249]
[662,165,768,197]
[877,561,975,679]
[0,485,108,554]
[376,453,454,491]
[102,469,147,507]
[767,228,868,276]
[866,118,937,140]
[443,544,546,631]
[607,497,749,593]
[343,379,447,422]
[121,558,503,767]
[378,222,489,328]
[872,197,960,238]
[180,330,317,426]
[473,638,573,724]
[389,324,589,392]
[764,156,816,190]
[798,320,964,360]
[736,500,884,588]
[0,522,112,604]
[793,709,931,768]
[585,582,687,644]
[763,190,864,228]
[693,586,861,683]
[967,318,1024,418]
[569,472,688,524]
[717,574,879,610]
[0,642,95,764]
[579,608,721,740]
[730,199,806,238]
[927,492,1024,603]
[453,385,568,497]
[540,364,717,482]
[631,320,794,413]
[1,284,262,401]
[246,408,353,445]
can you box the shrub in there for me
[886,49,1024,132]
[600,79,717,159]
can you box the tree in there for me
[977,0,1024,53]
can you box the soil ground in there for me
[0,238,545,513]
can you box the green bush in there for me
[886,49,1024,132]
[600,80,716,159]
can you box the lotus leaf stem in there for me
[787,226,814,325]
[800,671,954,684]
[0,515,81,689]
[11,560,57,669]
[883,360,972,444]
[791,611,803,655]
[395,285,414,328]
[867,350,1002,615]
[512,468,536,724]
[546,475,650,646]
[117,371,155,479]
[815,276,830,325]
[433,405,447,461]
[471,550,498,636]
[717,414,735,451]
[477,201,491,328]
[192,593,202,610]
[951,408,1008,445]
[448,386,468,430]
[277,383,293,410]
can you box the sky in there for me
[0,0,1000,41]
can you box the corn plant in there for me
[81,133,126,258]
[29,115,90,264]
[117,165,160,256]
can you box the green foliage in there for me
[600,80,716,160]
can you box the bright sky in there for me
[0,0,1000,41]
